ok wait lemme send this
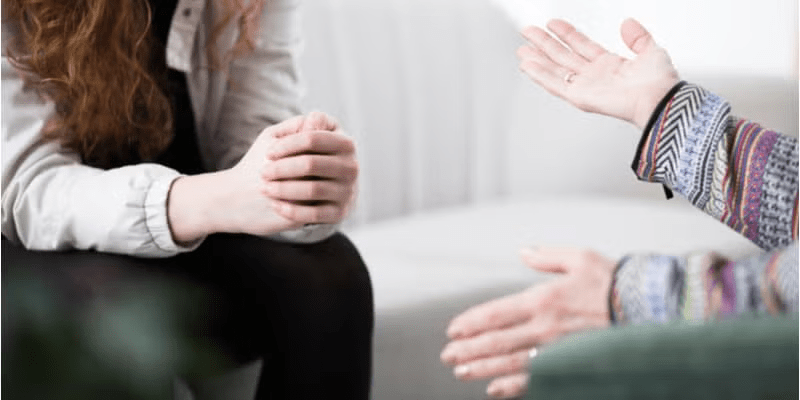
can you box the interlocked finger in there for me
[268,130,355,160]
[264,180,351,203]
[263,154,358,182]
[266,115,306,139]
[271,200,345,224]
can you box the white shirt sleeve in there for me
[1,56,203,257]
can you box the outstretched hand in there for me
[440,247,615,399]
[517,18,680,129]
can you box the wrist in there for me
[167,171,228,244]
[632,77,682,129]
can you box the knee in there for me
[296,233,373,316]
[204,232,374,329]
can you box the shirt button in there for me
[183,8,192,17]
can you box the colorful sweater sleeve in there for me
[610,82,799,324]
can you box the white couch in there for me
[295,1,798,399]
[296,1,799,399]
[189,1,798,399]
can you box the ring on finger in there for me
[563,71,577,84]
[528,347,538,359]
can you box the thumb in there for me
[620,18,656,54]
[519,247,567,274]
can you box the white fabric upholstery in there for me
[349,196,759,399]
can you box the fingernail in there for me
[453,365,470,378]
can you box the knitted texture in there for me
[611,83,799,324]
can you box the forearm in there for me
[632,83,799,250]
[2,159,195,257]
[610,242,799,324]
[166,172,223,245]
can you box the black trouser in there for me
[2,233,374,399]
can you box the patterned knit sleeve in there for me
[609,242,798,324]
[609,82,799,325]
[631,82,798,251]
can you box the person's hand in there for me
[168,112,358,243]
[440,247,615,399]
[262,111,358,225]
[517,18,680,129]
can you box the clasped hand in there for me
[169,111,358,243]
[230,111,358,235]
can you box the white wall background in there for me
[492,0,799,79]
[298,0,799,227]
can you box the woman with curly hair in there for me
[2,0,373,398]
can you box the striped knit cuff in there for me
[631,81,687,198]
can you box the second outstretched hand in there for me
[517,18,680,129]
[440,247,615,399]
[167,112,358,244]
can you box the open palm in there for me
[517,18,680,129]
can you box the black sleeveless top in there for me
[149,0,206,175]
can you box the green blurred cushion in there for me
[526,315,799,400]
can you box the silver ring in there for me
[528,347,538,359]
[563,71,576,84]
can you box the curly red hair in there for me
[3,0,265,168]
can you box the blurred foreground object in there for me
[2,265,230,400]
[525,314,799,399]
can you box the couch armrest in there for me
[526,314,799,399]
